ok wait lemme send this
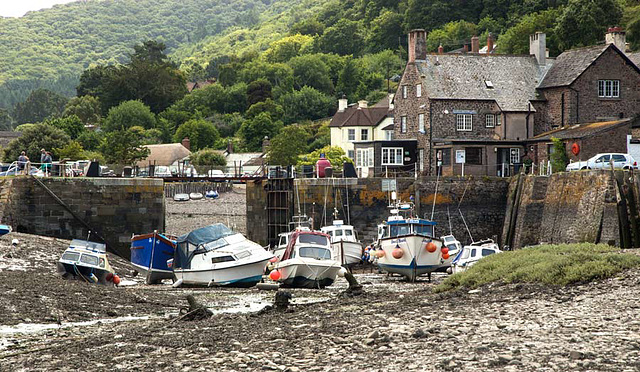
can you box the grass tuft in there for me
[435,244,640,293]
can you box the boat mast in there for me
[148,230,157,284]
[345,182,351,225]
[430,168,440,220]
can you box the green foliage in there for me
[14,124,36,133]
[288,55,334,94]
[3,124,70,163]
[307,120,331,151]
[290,19,326,36]
[76,131,104,152]
[13,89,68,125]
[497,9,562,55]
[435,244,640,292]
[100,128,151,165]
[279,86,335,125]
[555,0,623,51]
[53,140,85,161]
[246,79,273,106]
[190,148,227,166]
[298,145,352,168]
[210,113,244,138]
[63,95,102,125]
[44,115,85,139]
[246,99,285,120]
[173,118,220,152]
[103,100,156,132]
[240,112,283,151]
[264,34,315,63]
[426,21,478,52]
[317,19,365,56]
[0,109,14,131]
[550,137,569,173]
[267,125,311,166]
[366,10,404,53]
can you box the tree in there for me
[100,128,150,165]
[279,87,335,125]
[53,141,85,160]
[336,58,360,101]
[264,34,314,63]
[498,9,562,55]
[555,0,623,51]
[290,19,325,36]
[190,148,227,166]
[0,109,13,131]
[298,145,352,168]
[77,130,103,151]
[63,95,102,125]
[44,115,85,139]
[3,124,70,163]
[426,20,477,52]
[366,10,404,53]
[550,137,569,173]
[246,79,273,105]
[267,125,311,166]
[288,55,334,95]
[239,112,283,151]
[317,19,366,56]
[173,118,220,152]
[245,99,285,120]
[103,100,156,132]
[204,55,232,79]
[13,88,68,125]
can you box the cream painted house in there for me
[329,96,394,160]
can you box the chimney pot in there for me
[358,100,368,109]
[606,27,627,52]
[181,137,190,151]
[338,96,348,112]
[463,44,469,53]
[471,35,480,53]
[487,33,494,54]
[529,32,546,66]
[408,29,427,63]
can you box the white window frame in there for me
[416,84,422,97]
[485,114,495,128]
[347,150,354,159]
[401,116,407,133]
[360,128,368,141]
[510,148,520,164]
[382,147,404,165]
[496,114,502,126]
[347,128,355,141]
[419,149,424,172]
[418,113,425,133]
[402,85,407,99]
[385,130,393,140]
[456,114,472,131]
[356,148,374,168]
[598,80,620,98]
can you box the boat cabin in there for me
[379,219,436,239]
[283,231,332,261]
[320,220,358,243]
[60,240,109,270]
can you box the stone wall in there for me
[0,177,165,259]
[503,172,621,249]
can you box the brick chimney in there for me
[438,44,444,54]
[338,95,348,112]
[529,32,546,66]
[181,137,190,151]
[262,136,270,153]
[471,35,479,53]
[358,100,368,109]
[408,29,427,63]
[487,33,494,53]
[463,44,469,53]
[606,27,626,52]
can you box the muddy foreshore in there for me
[1,186,640,371]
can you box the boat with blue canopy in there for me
[130,231,177,284]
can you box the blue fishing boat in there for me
[0,224,11,236]
[130,231,177,284]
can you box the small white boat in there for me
[451,239,501,274]
[173,193,189,202]
[441,235,462,264]
[375,200,445,282]
[57,240,115,284]
[272,215,311,260]
[273,230,341,289]
[320,220,363,267]
[189,192,204,200]
[205,190,219,199]
[171,224,273,287]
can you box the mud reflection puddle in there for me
[0,316,152,337]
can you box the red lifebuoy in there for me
[571,143,580,156]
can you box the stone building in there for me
[392,28,640,176]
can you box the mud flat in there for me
[2,230,640,370]
[165,184,247,236]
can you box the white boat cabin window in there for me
[203,237,229,251]
[235,250,251,260]
[344,229,353,236]
[278,235,288,246]
[211,255,235,264]
[482,248,496,257]
[298,234,328,246]
[79,254,99,267]
[296,247,332,260]
[384,223,433,238]
[62,251,80,262]
[460,248,472,260]
[335,230,343,237]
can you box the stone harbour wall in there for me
[0,177,165,259]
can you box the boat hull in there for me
[57,262,113,285]
[332,241,363,267]
[377,235,444,281]
[174,257,270,287]
[130,233,176,284]
[275,258,341,289]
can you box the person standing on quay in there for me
[17,151,29,175]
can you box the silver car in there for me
[565,153,638,171]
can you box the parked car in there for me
[207,169,225,177]
[566,153,638,171]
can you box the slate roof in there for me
[628,52,640,68]
[329,106,390,128]
[416,54,552,112]
[531,118,631,141]
[537,45,610,89]
[137,143,191,167]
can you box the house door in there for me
[497,148,510,177]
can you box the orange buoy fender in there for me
[426,242,437,253]
[571,143,580,156]
[392,248,404,259]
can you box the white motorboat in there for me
[173,193,189,202]
[320,220,363,267]
[189,192,204,200]
[170,224,273,287]
[57,240,115,285]
[441,234,463,265]
[272,215,311,260]
[451,239,502,274]
[272,230,341,289]
[375,201,446,282]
